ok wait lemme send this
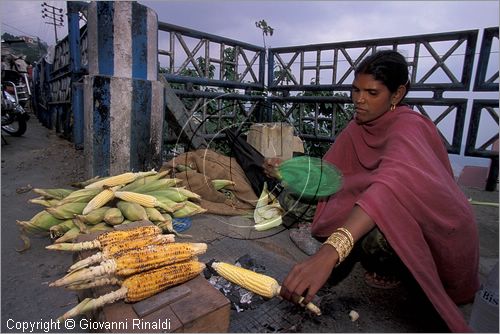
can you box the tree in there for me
[255,19,274,50]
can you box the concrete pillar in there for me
[83,1,164,178]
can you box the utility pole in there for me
[41,2,64,43]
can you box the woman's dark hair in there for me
[355,50,410,98]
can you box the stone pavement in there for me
[1,118,498,332]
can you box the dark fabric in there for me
[310,105,479,332]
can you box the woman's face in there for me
[351,73,396,124]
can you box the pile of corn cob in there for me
[46,225,207,320]
[17,170,213,251]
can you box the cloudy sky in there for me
[1,1,498,47]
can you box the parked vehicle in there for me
[2,83,29,137]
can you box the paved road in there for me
[1,117,498,333]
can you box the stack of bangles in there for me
[323,227,354,264]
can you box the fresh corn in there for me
[82,186,120,215]
[57,260,205,320]
[68,234,176,272]
[116,201,149,221]
[87,223,114,233]
[84,171,157,189]
[115,191,178,213]
[103,208,124,226]
[173,201,207,218]
[32,188,74,200]
[45,225,162,251]
[145,207,166,222]
[146,189,188,203]
[211,262,321,315]
[74,206,112,225]
[119,171,170,192]
[46,202,87,220]
[211,179,236,191]
[71,176,103,188]
[49,219,77,239]
[51,242,207,286]
[130,178,183,193]
[211,262,280,298]
[170,187,202,200]
[58,188,102,205]
[28,197,61,207]
[54,226,81,243]
[16,211,65,234]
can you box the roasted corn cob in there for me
[51,242,207,286]
[45,225,162,251]
[58,260,205,320]
[68,234,176,272]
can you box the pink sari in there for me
[311,105,479,332]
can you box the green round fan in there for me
[277,156,342,199]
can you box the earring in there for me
[390,103,396,111]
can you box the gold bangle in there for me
[323,231,353,263]
[336,227,354,247]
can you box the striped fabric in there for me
[87,1,158,80]
[83,76,164,177]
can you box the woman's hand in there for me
[280,245,338,305]
[262,157,283,179]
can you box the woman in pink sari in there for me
[270,50,479,332]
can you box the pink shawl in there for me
[311,105,479,332]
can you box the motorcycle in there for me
[2,82,29,137]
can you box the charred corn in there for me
[116,201,149,221]
[58,260,205,320]
[45,225,162,251]
[68,234,176,272]
[82,186,120,215]
[51,242,207,286]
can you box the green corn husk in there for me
[87,222,114,233]
[46,202,87,220]
[49,219,77,239]
[119,171,170,192]
[32,188,74,200]
[116,201,148,221]
[71,176,105,189]
[28,197,61,207]
[212,179,236,191]
[130,178,183,194]
[17,211,65,234]
[172,201,207,218]
[146,189,188,203]
[171,187,201,200]
[54,226,81,243]
[74,206,112,225]
[58,188,102,204]
[103,208,124,226]
[145,207,166,222]
[175,164,193,172]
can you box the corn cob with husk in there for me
[71,176,103,189]
[84,171,157,189]
[253,182,283,231]
[173,201,207,218]
[212,262,321,316]
[51,242,207,287]
[49,219,77,239]
[28,197,61,207]
[114,191,181,213]
[212,179,236,191]
[123,176,181,193]
[116,201,149,221]
[54,226,81,243]
[68,234,176,272]
[58,260,205,321]
[147,210,192,238]
[32,188,74,200]
[45,225,162,252]
[119,170,170,192]
[146,189,189,203]
[17,211,65,235]
[74,206,112,225]
[82,186,121,215]
[45,202,87,220]
[58,187,102,205]
[103,208,124,226]
[87,223,114,233]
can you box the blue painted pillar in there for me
[83,1,164,177]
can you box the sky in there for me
[1,0,498,172]
[0,1,498,48]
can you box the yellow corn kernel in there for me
[46,225,162,251]
[124,260,205,301]
[51,242,207,286]
[84,171,154,189]
[57,260,205,321]
[82,186,120,215]
[115,191,177,213]
[211,262,279,298]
